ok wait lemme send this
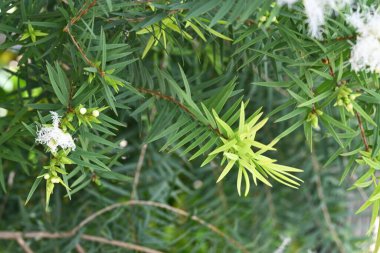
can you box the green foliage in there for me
[0,0,379,252]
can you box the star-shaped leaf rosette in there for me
[202,103,303,196]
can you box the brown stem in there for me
[75,244,86,253]
[137,88,195,118]
[355,111,369,151]
[63,0,105,77]
[81,234,162,253]
[0,232,161,253]
[16,236,33,253]
[324,57,369,152]
[137,87,225,138]
[322,35,356,43]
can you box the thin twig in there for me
[137,87,226,138]
[131,144,148,200]
[63,0,105,77]
[16,236,33,253]
[75,244,86,253]
[81,234,162,253]
[322,35,356,43]
[311,153,345,253]
[0,232,161,253]
[138,88,195,118]
[355,111,369,151]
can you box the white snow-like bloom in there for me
[36,111,76,153]
[349,36,380,72]
[347,7,380,72]
[278,0,352,38]
[305,0,352,38]
[304,0,325,38]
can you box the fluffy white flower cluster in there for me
[278,0,352,38]
[346,8,380,72]
[36,111,76,153]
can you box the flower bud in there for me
[350,93,361,100]
[92,110,100,117]
[346,103,353,112]
[80,107,87,115]
[51,177,60,184]
[311,116,319,129]
[119,139,128,148]
[316,109,323,116]
[43,174,50,180]
[259,16,267,22]
[66,112,74,121]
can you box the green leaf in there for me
[352,101,377,127]
[46,62,69,106]
[297,90,332,107]
[100,27,107,71]
[216,159,235,183]
[25,177,43,205]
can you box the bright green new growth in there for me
[203,102,303,196]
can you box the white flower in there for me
[80,107,87,115]
[92,109,99,117]
[303,0,325,38]
[347,7,380,38]
[36,111,76,153]
[349,36,380,72]
[277,0,298,6]
[347,7,380,72]
[279,0,352,39]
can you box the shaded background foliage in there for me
[0,0,376,252]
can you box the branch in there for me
[311,153,345,253]
[72,200,248,253]
[75,244,86,253]
[16,236,33,253]
[137,87,226,138]
[322,35,356,43]
[137,87,195,118]
[0,232,161,253]
[355,111,369,151]
[0,200,248,253]
[131,143,148,200]
[63,0,105,77]
[81,234,161,253]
